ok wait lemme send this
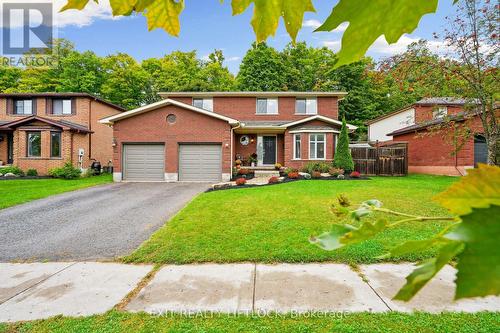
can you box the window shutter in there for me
[32,98,37,115]
[5,98,13,114]
[46,98,53,114]
[71,98,76,114]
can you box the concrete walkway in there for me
[0,262,499,323]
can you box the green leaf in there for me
[340,219,388,244]
[61,0,93,11]
[394,241,463,301]
[434,164,500,215]
[145,0,185,36]
[445,205,500,299]
[309,224,353,251]
[363,199,383,208]
[380,238,442,259]
[231,0,315,42]
[109,0,137,15]
[316,0,439,67]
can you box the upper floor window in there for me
[433,106,448,119]
[14,99,33,115]
[52,99,72,115]
[256,98,278,115]
[27,131,41,157]
[295,98,317,115]
[193,98,213,112]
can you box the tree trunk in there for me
[486,133,499,166]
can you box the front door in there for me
[7,133,13,164]
[262,136,276,165]
[474,135,487,166]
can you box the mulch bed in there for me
[207,175,370,192]
[0,176,54,181]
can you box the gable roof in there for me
[0,93,126,112]
[283,115,357,130]
[387,111,479,136]
[0,116,92,133]
[100,98,239,125]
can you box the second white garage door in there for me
[179,144,222,182]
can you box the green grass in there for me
[125,174,458,264]
[0,174,113,209]
[1,311,498,333]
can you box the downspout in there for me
[230,122,241,178]
[88,99,92,161]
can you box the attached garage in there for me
[179,144,222,182]
[123,144,165,181]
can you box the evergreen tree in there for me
[333,117,354,172]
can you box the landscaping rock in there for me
[299,172,309,177]
[4,172,17,177]
[320,173,330,177]
[212,182,234,190]
[0,173,3,177]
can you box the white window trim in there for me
[192,97,213,112]
[15,99,33,115]
[256,98,279,115]
[295,97,317,115]
[308,133,326,160]
[293,133,301,160]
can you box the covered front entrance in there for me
[258,135,277,166]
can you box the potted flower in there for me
[274,163,282,170]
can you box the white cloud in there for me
[331,22,349,33]
[0,0,120,28]
[226,56,241,62]
[303,19,321,29]
[322,40,341,52]
[367,35,448,55]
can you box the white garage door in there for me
[123,144,165,181]
[179,144,222,182]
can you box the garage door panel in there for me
[179,144,222,182]
[123,144,165,181]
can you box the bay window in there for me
[293,134,301,159]
[27,131,41,157]
[309,133,325,160]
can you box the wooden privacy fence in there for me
[351,144,408,176]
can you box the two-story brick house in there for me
[0,93,124,175]
[100,92,356,182]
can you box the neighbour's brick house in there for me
[0,93,124,175]
[101,92,355,182]
[380,98,488,176]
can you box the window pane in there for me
[203,98,213,112]
[62,100,72,114]
[295,99,306,114]
[15,101,23,114]
[193,98,204,108]
[317,142,325,159]
[28,132,41,157]
[294,135,301,159]
[53,100,63,115]
[51,132,61,157]
[257,99,267,114]
[306,98,317,114]
[310,141,315,159]
[24,100,32,114]
[267,98,278,114]
[317,134,325,142]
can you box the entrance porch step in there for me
[254,170,280,178]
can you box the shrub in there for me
[329,167,345,176]
[26,169,38,177]
[284,167,298,175]
[235,178,247,186]
[333,116,354,172]
[268,176,279,184]
[287,171,299,179]
[301,162,330,174]
[350,171,361,178]
[274,163,282,170]
[0,166,24,176]
[312,171,322,178]
[48,162,82,179]
[238,168,249,175]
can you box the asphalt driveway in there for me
[0,182,208,262]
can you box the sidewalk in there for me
[1,262,499,323]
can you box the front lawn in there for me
[0,174,113,209]
[1,311,497,333]
[125,174,458,264]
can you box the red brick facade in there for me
[0,94,123,175]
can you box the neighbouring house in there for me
[0,93,125,175]
[377,98,488,176]
[100,92,356,182]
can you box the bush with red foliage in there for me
[350,171,361,178]
[287,171,299,179]
[235,178,247,186]
[238,168,249,175]
[268,176,280,184]
[312,171,322,178]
